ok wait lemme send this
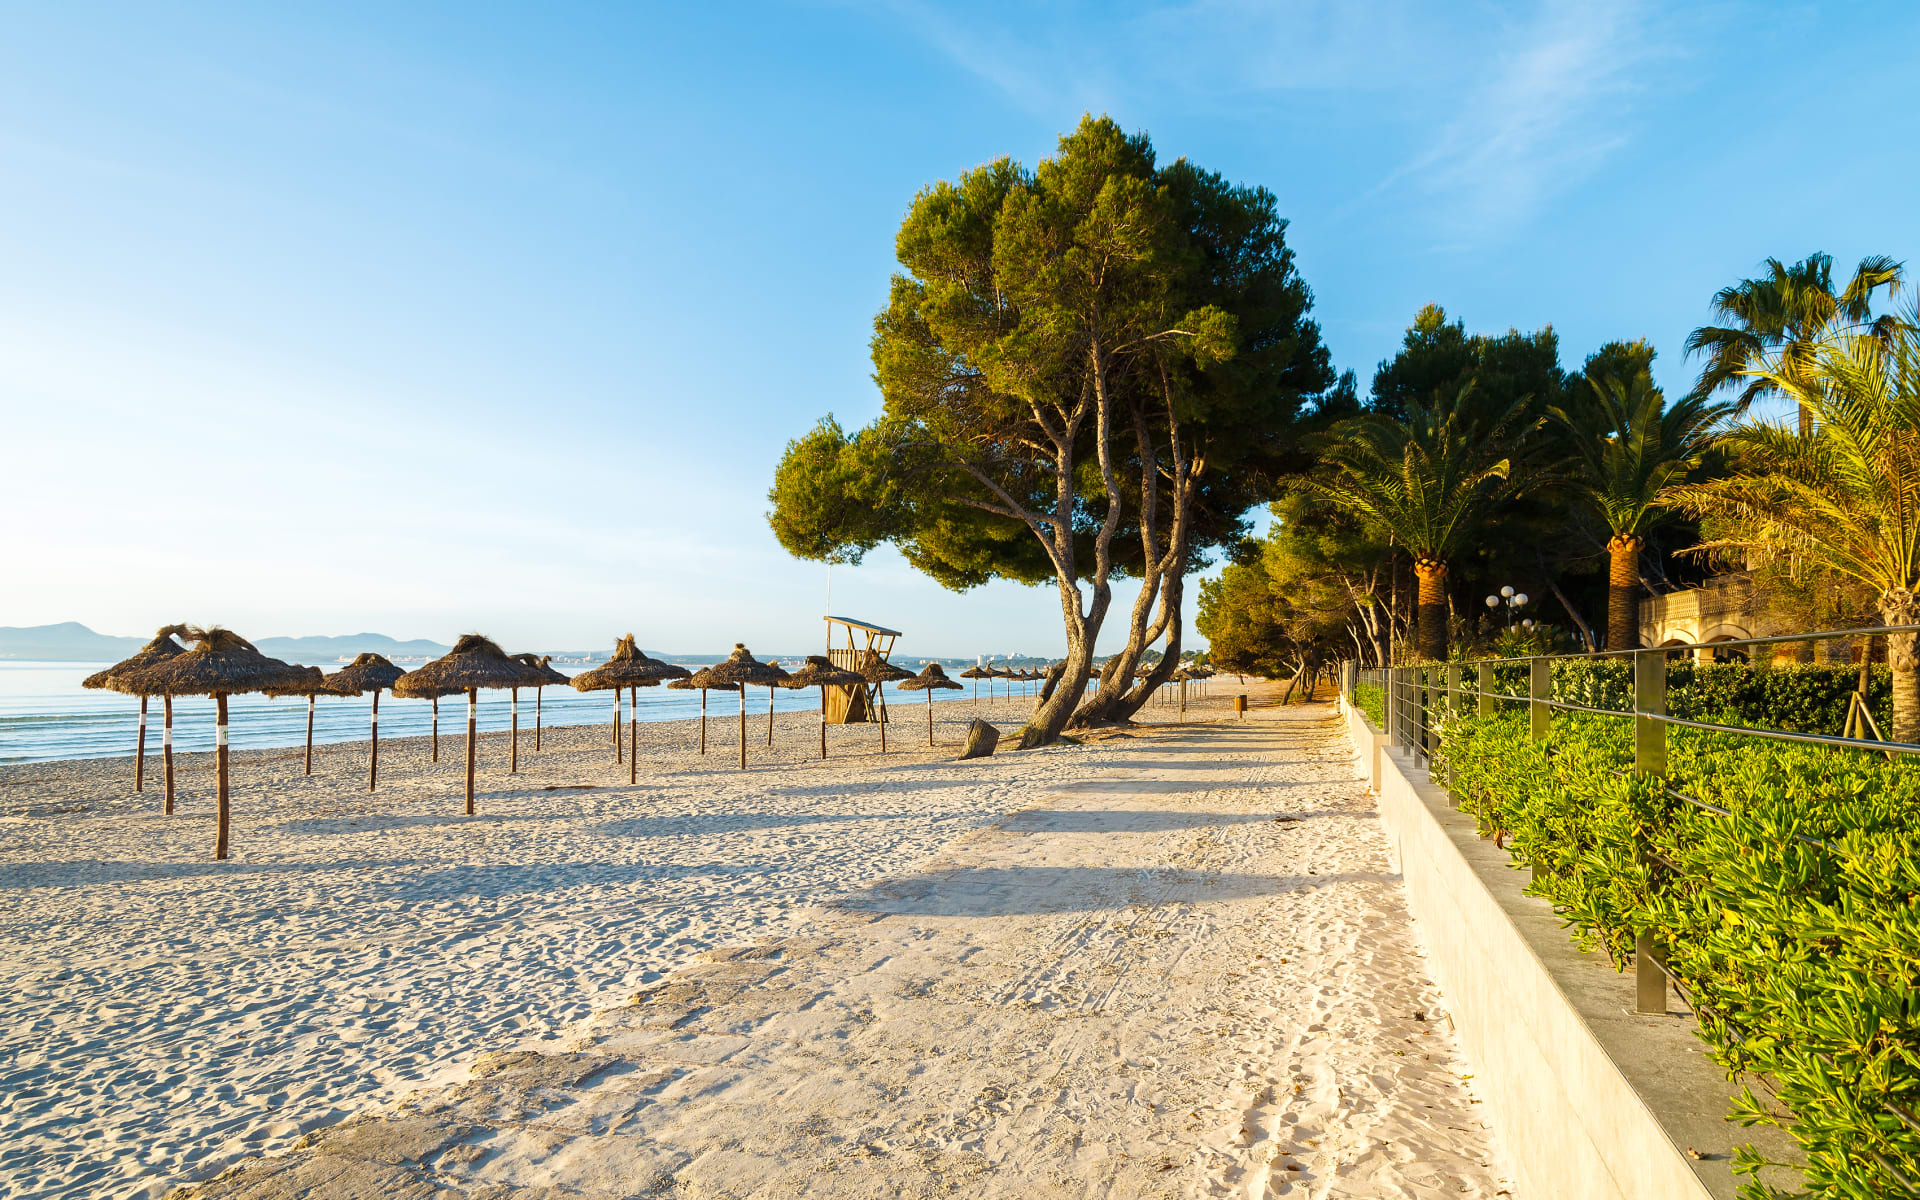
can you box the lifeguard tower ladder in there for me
[823,615,899,724]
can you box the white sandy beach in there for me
[1,687,1513,1199]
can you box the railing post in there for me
[1384,668,1398,747]
[1443,663,1463,801]
[1477,662,1493,719]
[1529,657,1550,742]
[1633,647,1670,1014]
[1413,660,1428,764]
[1634,648,1666,776]
[1634,926,1669,1015]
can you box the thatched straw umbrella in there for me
[1171,667,1195,719]
[896,663,963,746]
[262,666,333,777]
[959,664,990,702]
[762,659,791,745]
[583,639,639,763]
[117,627,312,860]
[573,636,690,785]
[325,654,405,790]
[393,634,547,815]
[670,670,739,756]
[857,652,914,753]
[702,645,785,770]
[513,654,571,752]
[781,655,864,759]
[82,624,187,807]
[991,666,1019,703]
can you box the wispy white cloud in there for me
[1367,0,1678,236]
[852,0,1693,239]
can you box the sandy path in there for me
[184,698,1514,1198]
[0,695,1060,1200]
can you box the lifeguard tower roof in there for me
[824,616,902,637]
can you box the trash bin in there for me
[1234,694,1247,719]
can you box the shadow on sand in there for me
[838,865,1399,917]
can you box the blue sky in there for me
[3,2,1914,657]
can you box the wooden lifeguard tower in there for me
[823,615,900,724]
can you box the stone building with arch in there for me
[1640,572,1872,662]
[1638,573,1770,660]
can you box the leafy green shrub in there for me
[1544,660,1891,734]
[1353,682,1384,728]
[1436,710,1920,1198]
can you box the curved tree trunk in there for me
[1413,557,1449,662]
[1883,591,1920,743]
[1607,534,1643,653]
[1020,574,1107,748]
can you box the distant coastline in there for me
[0,623,1056,670]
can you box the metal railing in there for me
[1342,625,1920,1193]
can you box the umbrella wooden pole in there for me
[535,687,543,752]
[510,688,519,774]
[214,694,230,861]
[818,687,827,759]
[369,690,380,791]
[926,689,934,746]
[465,688,477,816]
[878,685,887,754]
[136,696,147,792]
[699,689,708,755]
[738,688,747,770]
[767,686,775,745]
[628,686,637,786]
[304,694,315,775]
[163,696,175,814]
[432,697,440,762]
[614,691,623,763]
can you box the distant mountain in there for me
[0,623,451,664]
[0,622,146,661]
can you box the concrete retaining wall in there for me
[1338,694,1769,1200]
[1342,699,1386,794]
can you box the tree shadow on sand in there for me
[836,865,1400,917]
[595,810,923,838]
[994,809,1349,834]
[1046,777,1336,796]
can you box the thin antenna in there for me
[827,560,832,617]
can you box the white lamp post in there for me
[1486,586,1530,628]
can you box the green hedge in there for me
[1457,660,1890,736]
[1353,682,1384,729]
[1437,711,1920,1199]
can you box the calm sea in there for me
[0,661,989,765]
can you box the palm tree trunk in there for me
[1608,534,1643,653]
[1413,557,1449,662]
[1883,594,1920,742]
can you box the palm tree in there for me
[1684,252,1904,430]
[1549,370,1730,653]
[1670,315,1920,740]
[1310,383,1534,662]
